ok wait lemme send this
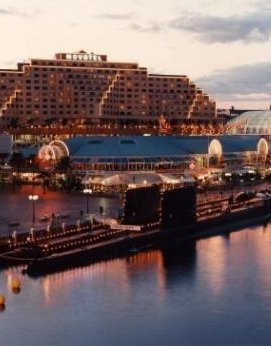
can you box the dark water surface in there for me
[1,187,271,345]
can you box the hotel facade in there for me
[0,51,216,128]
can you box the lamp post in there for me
[28,194,39,225]
[83,188,92,214]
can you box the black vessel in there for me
[0,185,270,275]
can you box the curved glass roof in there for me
[64,135,262,159]
[65,136,210,157]
[226,110,271,134]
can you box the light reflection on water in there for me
[1,215,271,343]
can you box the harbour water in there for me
[1,187,271,345]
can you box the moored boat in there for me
[1,185,271,276]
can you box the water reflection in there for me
[41,258,130,307]
[38,241,197,307]
[160,240,197,288]
[196,224,271,303]
[197,236,229,296]
[126,250,167,301]
[2,225,271,345]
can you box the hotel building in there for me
[0,51,216,128]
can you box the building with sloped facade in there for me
[0,51,216,128]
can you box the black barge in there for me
[0,185,270,276]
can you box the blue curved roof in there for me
[65,136,209,157]
[64,135,262,158]
[219,135,260,152]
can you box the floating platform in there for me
[0,186,270,276]
[25,205,271,276]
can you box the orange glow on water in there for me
[197,236,228,296]
[196,224,271,299]
[41,259,130,306]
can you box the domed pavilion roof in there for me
[226,110,271,134]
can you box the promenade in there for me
[1,180,269,237]
[0,185,120,236]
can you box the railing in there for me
[0,124,225,136]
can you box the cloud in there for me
[97,12,163,34]
[195,62,271,102]
[0,60,17,67]
[129,21,163,33]
[0,8,13,15]
[97,12,135,20]
[70,22,79,27]
[0,7,32,17]
[97,11,164,34]
[169,11,271,43]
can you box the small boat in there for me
[8,221,20,227]
[39,215,50,222]
[128,246,138,254]
[60,214,71,219]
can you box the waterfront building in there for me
[225,110,271,135]
[0,51,216,128]
[36,135,269,191]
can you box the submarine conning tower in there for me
[121,185,197,230]
[160,187,197,229]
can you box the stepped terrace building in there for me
[0,51,216,128]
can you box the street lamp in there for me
[83,188,92,214]
[28,194,39,225]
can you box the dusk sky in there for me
[1,0,271,109]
